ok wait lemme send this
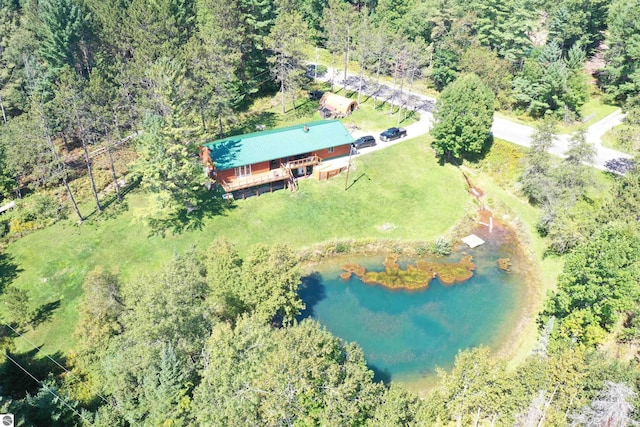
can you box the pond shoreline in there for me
[297,205,543,396]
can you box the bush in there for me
[430,237,452,257]
[334,241,350,254]
[8,194,65,234]
[415,243,430,257]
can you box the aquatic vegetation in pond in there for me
[340,255,476,290]
[497,257,511,271]
[301,221,534,384]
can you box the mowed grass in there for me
[4,135,471,355]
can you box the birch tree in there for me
[571,381,636,427]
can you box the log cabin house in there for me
[200,120,354,197]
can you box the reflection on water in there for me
[298,226,529,384]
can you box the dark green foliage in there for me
[2,0,640,424]
[431,73,495,160]
[464,0,534,62]
[547,0,609,53]
[74,268,124,370]
[430,48,459,91]
[134,114,206,215]
[458,46,513,107]
[544,225,640,344]
[603,0,640,103]
[193,317,382,426]
[266,11,311,114]
[512,42,589,119]
[3,286,32,327]
[35,0,93,76]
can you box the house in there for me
[200,120,354,196]
[319,93,358,118]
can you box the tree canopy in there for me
[431,73,495,161]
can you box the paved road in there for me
[317,67,630,171]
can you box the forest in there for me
[1,0,640,425]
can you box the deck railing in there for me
[220,168,290,192]
[284,155,322,169]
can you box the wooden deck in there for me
[220,168,291,192]
[284,155,321,169]
[219,156,323,193]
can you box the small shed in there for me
[319,93,358,117]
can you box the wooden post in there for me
[344,144,354,191]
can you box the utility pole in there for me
[344,144,355,190]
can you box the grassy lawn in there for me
[464,139,564,366]
[3,135,471,355]
[557,97,619,134]
[600,127,628,152]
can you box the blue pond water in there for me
[299,230,528,383]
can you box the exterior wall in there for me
[216,160,270,182]
[251,161,271,175]
[314,143,351,159]
[214,144,351,185]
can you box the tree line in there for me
[2,238,638,426]
[0,0,639,219]
[2,0,640,424]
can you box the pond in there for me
[298,224,532,385]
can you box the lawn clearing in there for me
[556,97,619,134]
[3,135,471,355]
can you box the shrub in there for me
[8,193,65,234]
[430,237,452,257]
[334,241,350,254]
[415,243,430,257]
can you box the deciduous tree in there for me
[431,73,495,161]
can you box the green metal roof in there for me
[202,120,354,171]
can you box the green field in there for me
[3,135,472,355]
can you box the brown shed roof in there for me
[320,93,358,115]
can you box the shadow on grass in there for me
[30,300,61,328]
[0,251,21,294]
[83,179,140,223]
[346,173,371,191]
[435,135,494,167]
[290,99,320,118]
[0,345,67,398]
[230,111,279,136]
[147,187,234,237]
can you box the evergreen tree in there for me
[266,11,311,113]
[603,0,640,103]
[34,0,93,76]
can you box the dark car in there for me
[353,135,376,150]
[309,90,324,100]
[379,127,407,142]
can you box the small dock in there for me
[462,234,485,248]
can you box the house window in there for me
[235,165,251,177]
[328,147,335,153]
